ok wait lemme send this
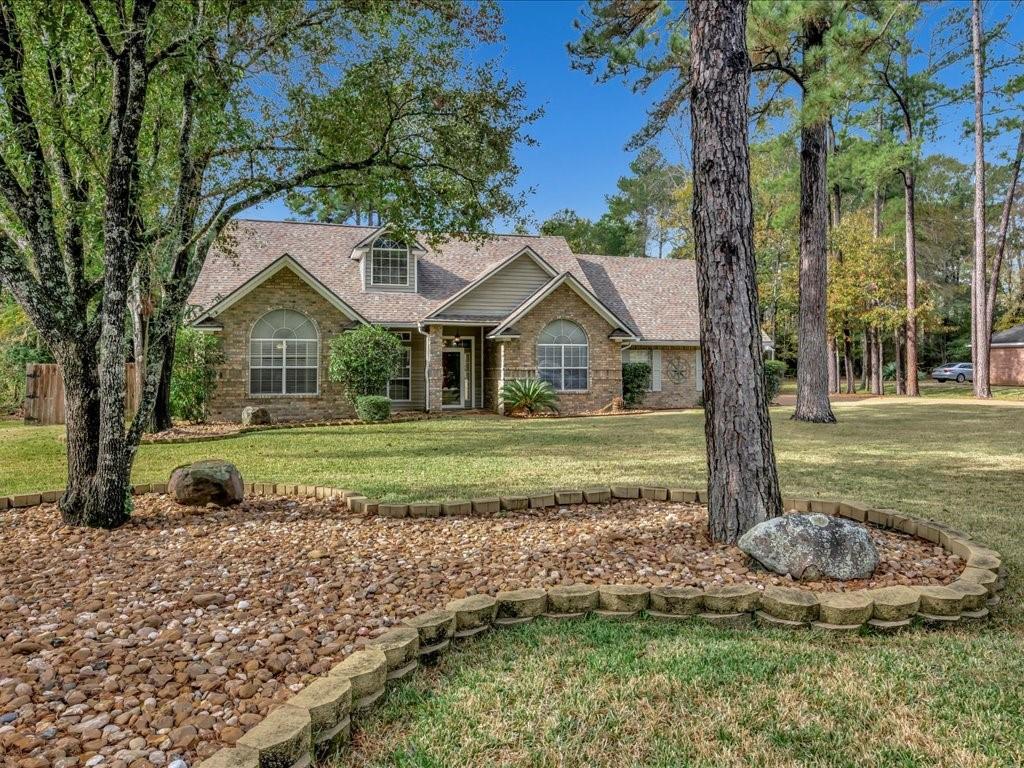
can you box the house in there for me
[990,323,1024,386]
[187,220,728,422]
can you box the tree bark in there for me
[792,17,836,423]
[843,329,855,393]
[689,0,782,544]
[985,128,1024,344]
[861,328,870,391]
[152,328,176,432]
[894,327,905,395]
[827,336,839,393]
[903,171,920,395]
[971,0,991,398]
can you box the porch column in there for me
[426,324,443,413]
[495,340,506,415]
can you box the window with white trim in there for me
[368,236,410,287]
[537,319,588,391]
[249,309,319,395]
[389,332,412,401]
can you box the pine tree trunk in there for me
[843,330,855,393]
[903,172,920,395]
[827,336,839,393]
[792,18,836,423]
[971,0,991,398]
[689,0,782,544]
[861,329,870,391]
[894,328,905,395]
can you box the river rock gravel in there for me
[0,495,962,768]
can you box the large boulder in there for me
[738,513,879,581]
[168,459,244,507]
[241,406,273,426]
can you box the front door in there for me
[442,349,466,408]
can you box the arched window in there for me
[368,236,410,287]
[537,319,588,391]
[249,309,319,395]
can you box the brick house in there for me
[188,220,751,421]
[990,323,1024,386]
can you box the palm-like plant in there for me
[499,378,559,415]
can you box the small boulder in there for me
[241,406,272,426]
[738,513,879,580]
[168,459,244,507]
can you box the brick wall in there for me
[499,284,623,413]
[206,268,355,422]
[637,346,702,409]
[991,347,1024,386]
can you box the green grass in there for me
[777,378,1024,401]
[3,402,1024,766]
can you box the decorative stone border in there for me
[2,484,1007,768]
[138,411,445,444]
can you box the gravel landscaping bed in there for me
[0,496,964,768]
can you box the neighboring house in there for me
[188,220,756,422]
[991,323,1024,386]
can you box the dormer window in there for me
[369,236,410,287]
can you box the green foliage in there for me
[499,378,559,415]
[355,395,391,423]
[329,325,404,402]
[621,362,652,407]
[169,329,222,423]
[540,209,637,257]
[763,359,786,405]
[0,295,51,415]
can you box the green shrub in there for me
[329,324,404,402]
[170,327,223,422]
[763,359,786,405]
[499,378,559,415]
[0,296,51,415]
[621,361,652,407]
[355,395,391,422]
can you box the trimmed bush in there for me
[355,395,391,422]
[499,378,559,415]
[763,359,786,405]
[170,327,222,422]
[329,325,404,402]
[621,362,652,407]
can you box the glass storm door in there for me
[442,349,465,407]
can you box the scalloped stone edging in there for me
[3,485,1007,768]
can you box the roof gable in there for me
[427,247,557,320]
[488,272,639,341]
[192,254,366,325]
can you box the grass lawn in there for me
[778,377,1024,401]
[3,402,1024,765]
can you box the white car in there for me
[931,362,973,383]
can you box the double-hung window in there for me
[537,319,588,391]
[368,237,410,287]
[388,332,412,401]
[249,309,319,395]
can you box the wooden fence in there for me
[24,363,140,425]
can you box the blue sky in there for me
[250,0,1023,232]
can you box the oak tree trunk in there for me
[689,0,782,544]
[792,18,835,423]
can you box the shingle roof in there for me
[188,219,702,342]
[991,323,1024,345]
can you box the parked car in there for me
[931,362,973,383]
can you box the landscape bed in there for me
[0,486,1005,768]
